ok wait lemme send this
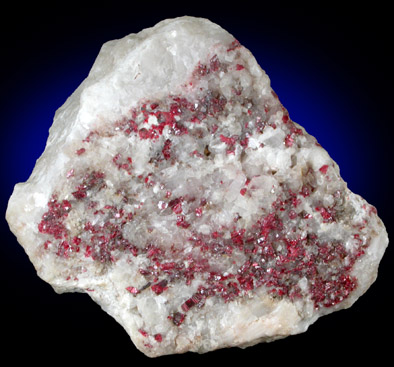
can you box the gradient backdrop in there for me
[1,3,393,364]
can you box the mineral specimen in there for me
[6,16,389,357]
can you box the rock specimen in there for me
[6,17,389,357]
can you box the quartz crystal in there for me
[6,16,389,357]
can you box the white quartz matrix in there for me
[6,17,389,357]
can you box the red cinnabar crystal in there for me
[8,16,387,358]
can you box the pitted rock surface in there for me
[6,17,389,357]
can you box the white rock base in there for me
[6,17,389,357]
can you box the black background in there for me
[1,1,393,363]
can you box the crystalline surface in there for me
[6,17,389,357]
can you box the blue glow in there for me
[1,33,386,212]
[1,14,391,358]
[238,36,385,210]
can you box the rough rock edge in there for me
[6,16,389,357]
